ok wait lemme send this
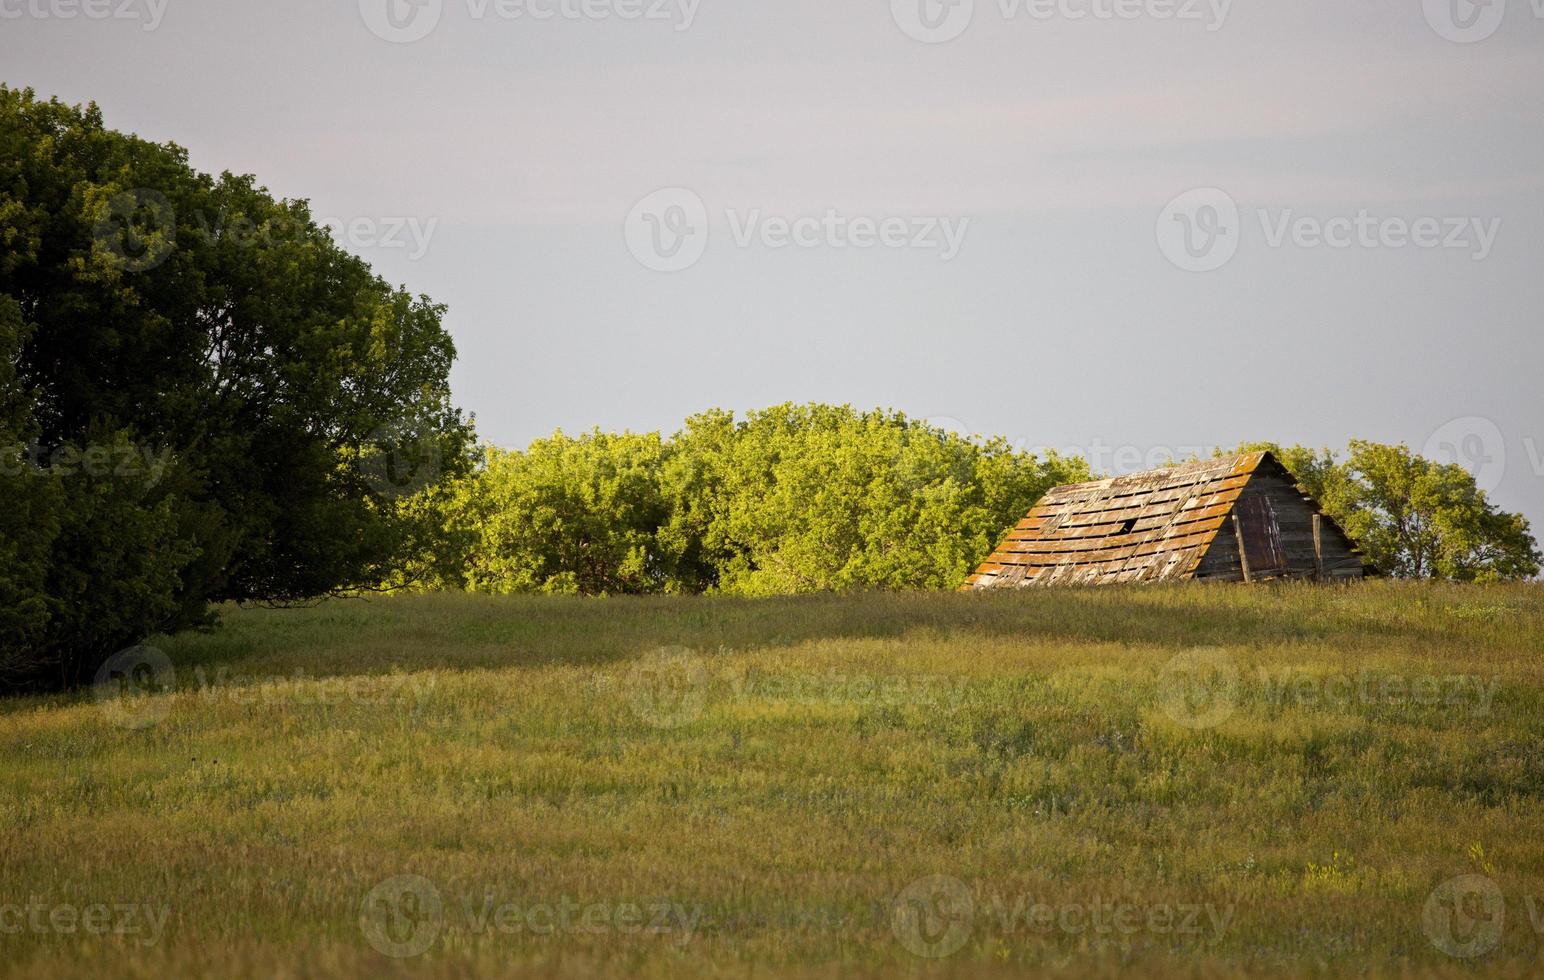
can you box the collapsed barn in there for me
[963,451,1370,589]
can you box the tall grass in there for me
[3,582,1542,978]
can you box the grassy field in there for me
[3,583,1544,978]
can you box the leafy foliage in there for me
[0,88,470,688]
[664,404,1087,595]
[442,404,1088,595]
[458,431,675,595]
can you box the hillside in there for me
[3,583,1543,978]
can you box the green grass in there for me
[3,582,1544,978]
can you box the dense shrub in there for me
[439,404,1089,595]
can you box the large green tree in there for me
[0,88,471,688]
[1236,440,1539,582]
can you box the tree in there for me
[665,404,1088,595]
[437,404,1088,596]
[455,431,676,595]
[0,88,471,688]
[1234,440,1540,582]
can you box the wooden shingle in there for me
[962,452,1369,589]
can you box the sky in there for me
[3,0,1542,532]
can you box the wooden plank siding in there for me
[962,452,1370,589]
[1192,460,1367,582]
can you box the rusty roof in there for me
[963,452,1269,589]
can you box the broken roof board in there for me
[962,452,1362,589]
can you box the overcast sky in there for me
[4,0,1542,530]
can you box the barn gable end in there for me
[963,451,1368,589]
[1192,454,1365,582]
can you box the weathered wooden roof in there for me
[963,452,1268,589]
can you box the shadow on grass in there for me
[4,581,1538,718]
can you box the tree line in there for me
[401,404,1089,596]
[1,87,1537,692]
[397,425,1539,597]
